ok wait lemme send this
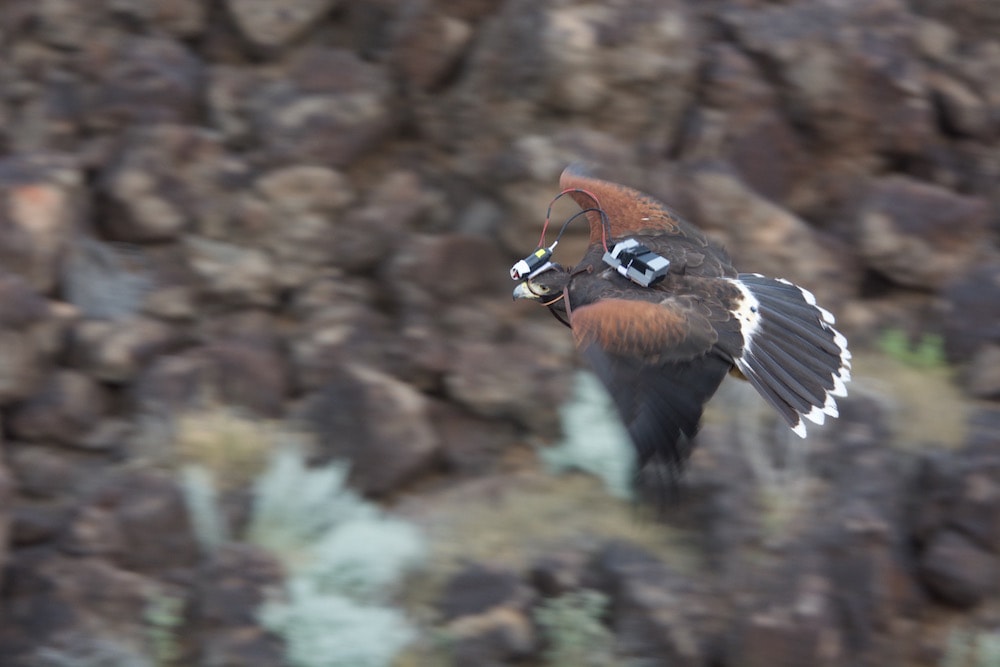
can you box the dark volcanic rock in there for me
[301,364,441,496]
[438,564,530,622]
[134,342,290,418]
[858,176,992,289]
[226,0,339,50]
[940,262,1000,363]
[250,49,396,167]
[66,469,200,576]
[98,124,248,243]
[438,563,537,667]
[87,36,204,130]
[196,543,287,667]
[911,437,1000,608]
[69,316,180,383]
[918,529,998,608]
[587,541,717,667]
[8,371,110,446]
[722,0,931,153]
[0,154,83,293]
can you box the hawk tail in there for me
[730,274,851,437]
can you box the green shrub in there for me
[247,446,426,667]
[180,437,427,667]
[942,628,1000,667]
[878,329,946,369]
[534,589,616,667]
[542,372,635,500]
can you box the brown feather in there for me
[571,297,717,364]
[560,163,684,244]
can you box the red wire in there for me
[537,187,608,252]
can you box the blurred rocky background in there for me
[0,0,999,665]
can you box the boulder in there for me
[196,543,287,667]
[225,0,340,50]
[7,371,110,446]
[721,0,931,153]
[301,364,441,496]
[857,176,992,289]
[65,469,200,576]
[87,36,204,130]
[69,317,180,383]
[250,49,396,167]
[0,154,83,293]
[98,124,248,243]
[134,342,290,419]
[940,262,1000,363]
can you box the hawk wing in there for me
[570,297,733,471]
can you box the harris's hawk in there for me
[512,164,851,475]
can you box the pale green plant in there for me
[144,592,184,667]
[534,589,617,667]
[246,445,426,667]
[179,465,228,553]
[542,371,636,500]
[942,628,1000,667]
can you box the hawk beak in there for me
[512,281,538,301]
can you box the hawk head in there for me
[512,264,573,327]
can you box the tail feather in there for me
[730,273,851,437]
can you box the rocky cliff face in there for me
[0,1,998,665]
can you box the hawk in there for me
[512,164,851,475]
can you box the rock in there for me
[928,71,991,139]
[445,607,536,667]
[0,551,183,663]
[918,529,998,608]
[438,564,530,622]
[0,455,11,581]
[226,0,339,50]
[857,176,992,289]
[287,277,393,392]
[69,317,180,383]
[61,238,152,319]
[681,165,854,308]
[964,344,1000,399]
[0,330,47,406]
[694,44,812,208]
[587,541,716,667]
[196,543,287,667]
[0,272,50,327]
[333,172,434,272]
[7,445,91,499]
[301,364,441,495]
[941,262,1000,363]
[0,154,83,293]
[134,342,290,418]
[530,552,588,597]
[7,371,109,446]
[431,401,523,477]
[392,8,473,92]
[247,165,355,289]
[444,340,569,435]
[32,0,108,50]
[87,36,204,130]
[251,49,396,167]
[183,236,279,308]
[721,0,931,153]
[10,502,68,547]
[727,582,841,667]
[98,124,248,243]
[68,469,200,576]
[110,0,208,38]
[910,436,1000,609]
